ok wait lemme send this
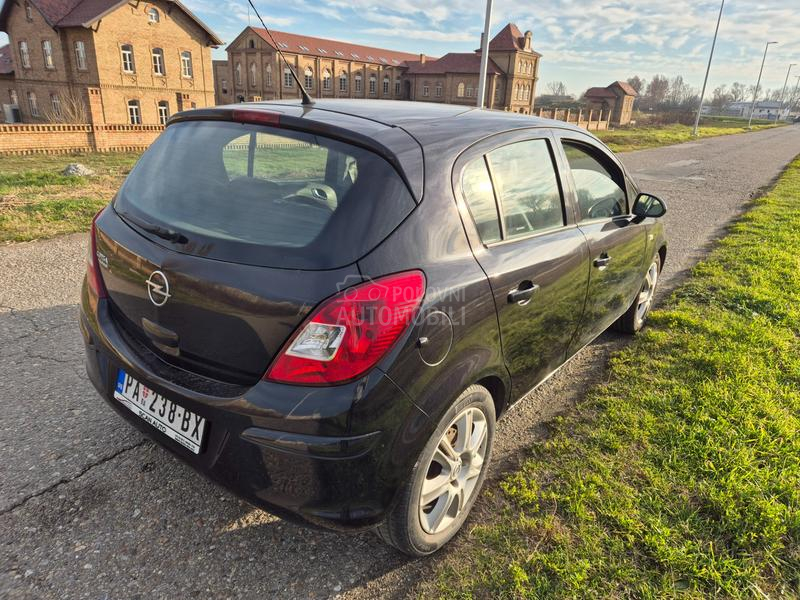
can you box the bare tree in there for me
[644,74,669,106]
[626,75,645,94]
[729,82,746,102]
[711,84,730,108]
[43,89,87,124]
[546,81,567,96]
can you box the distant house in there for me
[726,101,784,121]
[584,81,637,125]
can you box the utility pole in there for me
[789,75,800,116]
[748,41,778,129]
[476,0,494,109]
[776,63,796,123]
[692,0,725,136]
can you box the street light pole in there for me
[790,75,800,115]
[692,0,725,136]
[776,63,796,123]
[748,41,778,129]
[476,0,494,109]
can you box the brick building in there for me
[584,81,637,126]
[0,0,221,124]
[215,22,541,114]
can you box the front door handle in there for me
[593,254,612,270]
[508,281,540,305]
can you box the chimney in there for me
[524,30,532,51]
[419,53,426,64]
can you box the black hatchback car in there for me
[80,100,667,556]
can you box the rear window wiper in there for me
[118,210,188,244]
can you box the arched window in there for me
[339,71,348,92]
[323,69,331,90]
[284,67,293,88]
[249,62,257,86]
[147,7,160,23]
[235,62,242,86]
[248,39,255,49]
[27,91,39,116]
[152,48,165,76]
[369,75,377,95]
[304,66,313,90]
[355,73,362,93]
[435,82,442,97]
[395,78,401,96]
[382,76,389,95]
[265,64,272,87]
[457,82,465,97]
[515,83,520,100]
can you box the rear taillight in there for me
[87,209,108,299]
[265,271,426,385]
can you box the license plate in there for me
[114,370,207,454]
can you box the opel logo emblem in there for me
[146,270,171,307]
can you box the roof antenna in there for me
[244,0,313,106]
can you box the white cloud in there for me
[362,28,477,43]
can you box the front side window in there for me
[304,67,313,90]
[152,48,165,75]
[74,41,87,71]
[19,41,31,68]
[487,139,564,239]
[121,44,135,73]
[27,91,38,116]
[157,101,169,125]
[181,51,193,78]
[127,99,141,124]
[50,93,61,116]
[562,141,627,221]
[283,67,293,88]
[42,40,54,69]
[462,157,501,244]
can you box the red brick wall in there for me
[0,123,164,154]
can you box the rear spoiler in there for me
[168,107,424,203]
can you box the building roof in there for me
[0,0,222,45]
[610,80,638,96]
[247,27,421,67]
[584,87,617,99]
[0,43,13,75]
[486,22,541,56]
[404,52,502,75]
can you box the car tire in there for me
[615,255,661,334]
[376,384,495,556]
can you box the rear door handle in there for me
[593,254,612,269]
[507,281,540,305]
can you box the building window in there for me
[28,92,39,116]
[74,41,87,71]
[121,44,135,73]
[221,79,228,95]
[235,62,242,86]
[50,93,61,117]
[395,78,401,96]
[422,84,429,97]
[19,41,31,69]
[265,64,272,87]
[304,67,313,90]
[435,82,442,97]
[42,40,54,69]
[181,51,193,78]
[457,82,465,97]
[10,90,18,105]
[355,73,362,93]
[248,39,255,49]
[369,75,376,95]
[284,67,293,88]
[25,1,33,20]
[147,7,160,23]
[127,99,141,124]
[152,48,165,75]
[382,76,389,95]
[339,72,347,92]
[322,69,331,90]
[466,86,473,98]
[158,101,169,125]
[249,62,257,87]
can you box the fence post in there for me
[565,108,571,123]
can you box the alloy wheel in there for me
[636,260,659,324]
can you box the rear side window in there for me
[562,141,627,221]
[486,139,564,239]
[461,158,501,244]
[114,121,415,269]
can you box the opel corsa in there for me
[80,100,667,556]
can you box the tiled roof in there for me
[610,80,638,96]
[584,87,617,99]
[405,53,501,75]
[0,43,13,75]
[248,27,421,67]
[0,0,222,44]
[485,23,540,56]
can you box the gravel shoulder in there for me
[1,125,799,599]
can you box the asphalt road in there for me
[2,125,799,599]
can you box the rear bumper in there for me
[79,290,429,531]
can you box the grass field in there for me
[428,157,800,598]
[0,152,139,243]
[597,117,783,153]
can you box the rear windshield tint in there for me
[114,120,415,269]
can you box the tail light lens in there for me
[265,271,426,385]
[87,208,108,299]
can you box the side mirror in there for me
[632,193,667,219]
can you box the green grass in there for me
[598,119,783,153]
[429,157,800,599]
[0,152,140,242]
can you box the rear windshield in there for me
[114,120,415,269]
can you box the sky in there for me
[2,0,800,99]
